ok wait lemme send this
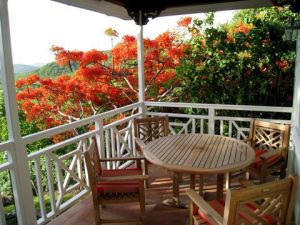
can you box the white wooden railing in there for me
[0,102,293,225]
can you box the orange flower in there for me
[234,22,254,35]
[177,17,192,27]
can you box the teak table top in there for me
[143,133,255,174]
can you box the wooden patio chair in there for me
[84,138,149,225]
[134,116,170,186]
[186,175,298,225]
[246,118,290,183]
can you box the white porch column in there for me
[0,0,36,224]
[137,11,145,115]
[291,29,300,225]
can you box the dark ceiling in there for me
[52,0,300,25]
[104,0,300,24]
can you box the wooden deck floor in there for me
[46,165,244,225]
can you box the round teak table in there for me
[142,133,255,204]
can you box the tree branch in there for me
[123,76,138,93]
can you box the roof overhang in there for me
[51,0,299,25]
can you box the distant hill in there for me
[14,50,111,80]
[15,62,78,80]
[14,64,38,74]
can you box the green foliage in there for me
[0,92,53,196]
[175,7,295,108]
[0,91,8,142]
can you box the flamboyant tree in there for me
[16,30,186,135]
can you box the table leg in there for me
[225,172,230,190]
[198,175,203,197]
[216,174,224,199]
[172,172,180,205]
[190,174,195,189]
[163,172,180,207]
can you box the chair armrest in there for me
[135,137,146,149]
[100,156,146,162]
[186,189,223,225]
[259,147,285,160]
[99,174,149,181]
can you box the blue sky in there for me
[8,0,234,66]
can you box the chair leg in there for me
[189,201,195,225]
[139,182,146,223]
[144,160,150,188]
[280,165,286,179]
[94,204,101,225]
[216,174,224,199]
[260,171,267,184]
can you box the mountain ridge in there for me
[14,64,38,74]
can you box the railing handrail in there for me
[22,102,142,145]
[145,101,293,113]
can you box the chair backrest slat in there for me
[223,175,298,225]
[84,139,102,206]
[248,119,290,159]
[134,116,169,143]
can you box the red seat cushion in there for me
[251,149,282,169]
[97,168,142,193]
[198,199,276,224]
[198,200,225,225]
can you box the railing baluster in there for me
[45,154,57,217]
[95,118,105,169]
[105,130,111,169]
[192,119,196,134]
[110,128,116,169]
[116,131,120,158]
[208,108,215,134]
[34,158,47,221]
[128,120,133,155]
[82,141,90,187]
[76,150,83,188]
[229,121,233,137]
[55,154,64,209]
[220,120,224,135]
[200,119,204,134]
[132,120,137,155]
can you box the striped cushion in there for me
[96,168,142,193]
[198,200,225,225]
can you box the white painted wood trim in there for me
[0,0,36,224]
[145,101,292,112]
[137,11,145,115]
[22,102,141,145]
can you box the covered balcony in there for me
[0,0,299,225]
